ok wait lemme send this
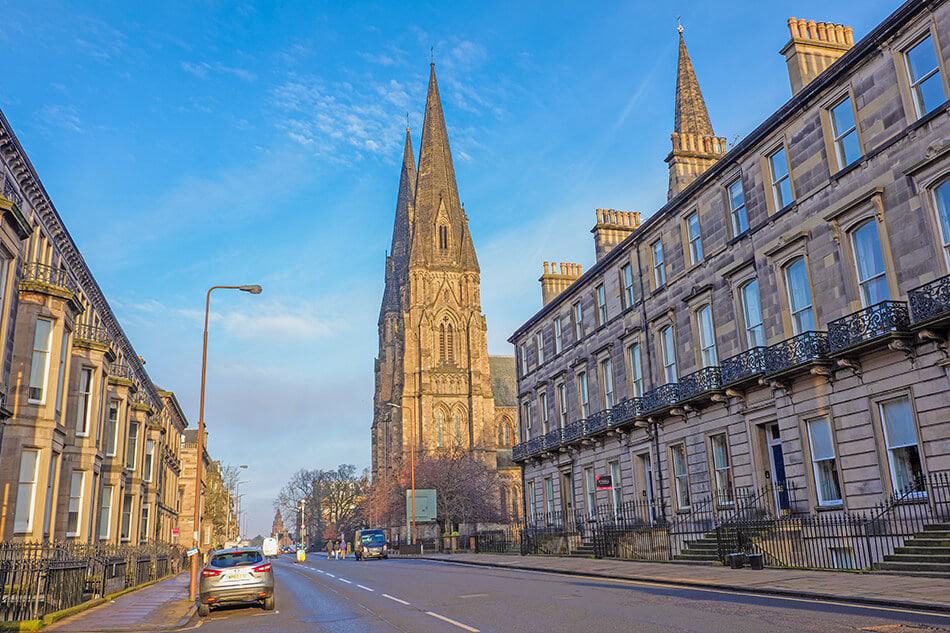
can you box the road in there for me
[187,555,950,633]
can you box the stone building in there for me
[0,107,189,545]
[271,510,294,548]
[371,64,521,526]
[512,0,950,571]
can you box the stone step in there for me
[894,545,950,555]
[673,552,721,561]
[901,537,950,548]
[883,553,950,564]
[922,523,950,532]
[874,560,950,574]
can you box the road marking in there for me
[339,578,352,584]
[325,573,336,578]
[425,611,480,632]
[459,593,488,599]
[358,584,374,592]
[382,593,410,605]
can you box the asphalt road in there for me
[186,555,950,633]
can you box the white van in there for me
[262,537,279,558]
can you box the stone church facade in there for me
[372,64,521,526]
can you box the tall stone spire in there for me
[379,128,416,321]
[666,26,727,200]
[409,63,479,272]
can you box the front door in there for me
[640,453,656,524]
[765,423,790,513]
[560,471,573,521]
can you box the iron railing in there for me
[641,383,680,413]
[542,428,562,451]
[525,437,544,457]
[827,300,910,353]
[764,331,829,375]
[909,273,950,326]
[677,366,722,401]
[512,443,526,461]
[21,262,78,294]
[561,419,585,443]
[585,409,612,434]
[610,398,642,426]
[108,362,134,381]
[720,347,768,386]
[74,324,111,345]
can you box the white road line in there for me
[357,584,374,592]
[339,578,352,584]
[382,593,410,605]
[425,611,480,632]
[325,573,336,578]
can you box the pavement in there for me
[420,552,950,614]
[45,572,195,633]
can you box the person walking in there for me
[338,537,346,560]
[326,540,333,560]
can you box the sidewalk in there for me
[45,573,195,633]
[423,553,950,613]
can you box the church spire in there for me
[409,63,479,271]
[666,25,727,200]
[379,127,416,321]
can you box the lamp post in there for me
[235,480,249,541]
[189,285,262,602]
[385,402,415,545]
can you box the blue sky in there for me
[1,0,894,537]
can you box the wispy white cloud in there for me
[38,104,84,134]
[73,16,127,61]
[181,61,257,82]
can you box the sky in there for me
[0,0,896,537]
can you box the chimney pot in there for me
[788,17,800,39]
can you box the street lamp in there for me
[386,402,416,545]
[189,284,262,602]
[235,480,250,541]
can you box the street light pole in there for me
[385,402,415,545]
[189,284,262,603]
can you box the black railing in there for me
[525,436,544,457]
[21,262,78,294]
[585,409,612,434]
[74,324,111,345]
[561,419,585,443]
[610,398,642,425]
[765,331,829,375]
[677,366,722,401]
[909,274,950,326]
[109,362,134,380]
[641,383,680,413]
[827,300,910,353]
[720,347,768,386]
[542,428,562,451]
[512,443,526,461]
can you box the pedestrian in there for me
[326,540,333,560]
[338,539,346,560]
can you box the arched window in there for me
[452,410,463,447]
[439,318,455,365]
[439,225,449,251]
[439,323,447,361]
[435,409,445,448]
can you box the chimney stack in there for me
[781,17,854,95]
[591,209,641,261]
[539,261,583,306]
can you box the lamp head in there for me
[239,285,263,294]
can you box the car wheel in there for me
[263,596,275,611]
[198,603,210,618]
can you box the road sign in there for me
[186,547,199,557]
[407,488,437,523]
[595,474,613,490]
[171,528,180,538]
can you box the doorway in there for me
[764,422,790,514]
[559,471,573,523]
[638,452,657,524]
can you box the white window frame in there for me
[14,449,40,533]
[671,443,691,510]
[573,302,583,340]
[539,392,549,433]
[652,240,666,288]
[519,343,528,376]
[140,502,150,542]
[727,178,748,236]
[105,399,120,457]
[740,279,766,348]
[54,330,68,418]
[144,439,155,483]
[850,220,890,307]
[28,318,53,404]
[577,370,590,418]
[696,305,718,367]
[596,284,607,325]
[120,494,133,542]
[710,433,733,505]
[609,460,622,516]
[685,211,703,265]
[807,417,843,507]
[784,257,815,334]
[553,317,563,354]
[556,382,567,429]
[98,485,114,540]
[879,397,926,496]
[905,34,946,118]
[126,421,139,471]
[544,477,555,517]
[628,343,643,397]
[601,357,614,409]
[521,402,532,435]
[76,367,93,436]
[660,326,677,384]
[768,146,793,210]
[584,467,596,518]
[535,331,545,365]
[829,95,860,169]
[66,470,85,537]
[621,263,635,308]
[932,179,950,269]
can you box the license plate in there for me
[224,572,251,582]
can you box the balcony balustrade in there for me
[828,300,910,354]
[74,323,111,345]
[584,409,612,434]
[765,331,830,376]
[21,262,78,294]
[109,362,134,381]
[677,366,722,402]
[525,436,544,457]
[512,443,526,461]
[542,428,562,451]
[720,347,769,386]
[561,419,585,443]
[641,383,680,414]
[610,398,642,426]
[909,274,950,327]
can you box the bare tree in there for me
[273,465,367,547]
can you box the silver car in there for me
[198,547,275,616]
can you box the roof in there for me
[489,355,517,407]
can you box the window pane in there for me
[907,36,938,82]
[14,450,39,532]
[838,130,861,166]
[741,280,766,347]
[29,319,52,398]
[711,434,728,469]
[881,398,918,448]
[815,459,842,503]
[770,148,789,179]
[830,98,855,136]
[918,72,946,114]
[808,418,836,461]
[778,178,793,207]
[935,182,950,248]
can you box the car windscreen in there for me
[360,531,385,546]
[210,550,264,568]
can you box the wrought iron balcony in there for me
[720,347,769,387]
[585,409,612,434]
[610,398,642,426]
[561,419,585,443]
[512,443,526,461]
[828,300,910,354]
[765,331,830,376]
[109,362,134,381]
[74,323,111,345]
[542,428,562,451]
[21,262,78,294]
[909,274,950,327]
[677,366,722,402]
[641,383,680,414]
[525,436,544,457]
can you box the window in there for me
[438,224,449,251]
[554,317,563,354]
[573,302,583,340]
[905,35,946,118]
[584,467,596,518]
[42,452,58,537]
[577,371,590,418]
[621,263,635,308]
[556,383,567,428]
[140,503,150,542]
[728,178,748,235]
[126,422,139,470]
[829,96,860,169]
[601,357,615,408]
[452,410,462,447]
[933,180,950,266]
[144,440,155,483]
[519,343,528,376]
[851,220,890,306]
[28,318,53,402]
[880,397,925,495]
[544,477,555,516]
[76,368,93,435]
[536,331,545,365]
[527,481,537,520]
[521,402,532,434]
[439,320,455,364]
[105,400,119,456]
[67,471,85,537]
[685,211,703,265]
[671,444,690,509]
[539,392,549,433]
[13,449,40,533]
[98,485,114,540]
[609,461,622,515]
[768,146,793,210]
[710,434,733,505]
[660,326,677,383]
[435,409,444,447]
[120,494,133,541]
[696,305,718,366]
[784,257,815,333]
[807,418,842,506]
[652,240,666,288]
[596,284,607,325]
[740,280,766,348]
[55,330,68,418]
[628,343,643,397]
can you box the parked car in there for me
[354,529,388,560]
[198,547,275,617]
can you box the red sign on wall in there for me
[171,528,180,538]
[595,474,613,491]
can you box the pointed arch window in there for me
[439,318,455,364]
[439,225,449,252]
[435,409,445,448]
[452,410,463,447]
